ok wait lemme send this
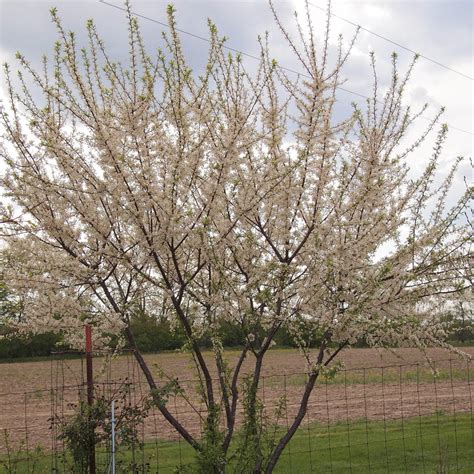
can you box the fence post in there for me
[111,399,116,474]
[85,324,96,474]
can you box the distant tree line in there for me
[1,308,472,360]
[0,312,318,359]
[1,267,472,360]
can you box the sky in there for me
[0,0,472,184]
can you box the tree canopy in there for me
[0,1,471,471]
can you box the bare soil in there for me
[1,347,473,450]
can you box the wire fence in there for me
[0,354,473,473]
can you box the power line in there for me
[98,0,473,137]
[308,2,473,82]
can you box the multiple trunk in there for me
[124,323,345,473]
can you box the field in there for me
[3,414,473,473]
[2,346,474,392]
[1,347,473,472]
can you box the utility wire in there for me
[98,0,473,137]
[308,2,473,82]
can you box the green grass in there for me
[2,413,473,473]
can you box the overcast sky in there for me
[0,0,472,183]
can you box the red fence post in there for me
[85,324,96,474]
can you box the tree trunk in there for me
[264,372,318,473]
[264,341,347,472]
[123,325,201,451]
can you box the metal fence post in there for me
[111,399,116,474]
[85,324,96,474]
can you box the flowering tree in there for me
[0,1,471,471]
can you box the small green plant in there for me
[232,375,290,474]
[56,383,149,473]
[232,375,266,473]
[1,430,44,474]
[195,406,225,474]
[1,430,24,474]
